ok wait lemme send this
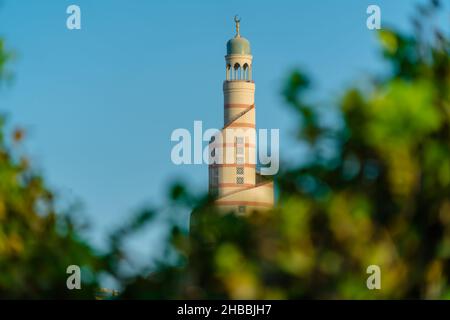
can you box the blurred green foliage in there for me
[1,0,450,299]
[0,117,100,297]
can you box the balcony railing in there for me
[225,79,255,83]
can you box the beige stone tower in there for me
[208,16,274,214]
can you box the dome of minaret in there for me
[226,16,251,55]
[227,37,251,55]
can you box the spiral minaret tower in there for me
[208,16,274,214]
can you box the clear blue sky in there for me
[0,0,441,257]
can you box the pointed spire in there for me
[234,15,241,38]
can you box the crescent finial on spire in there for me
[234,15,241,38]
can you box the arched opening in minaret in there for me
[233,63,241,80]
[226,64,231,80]
[243,63,249,80]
